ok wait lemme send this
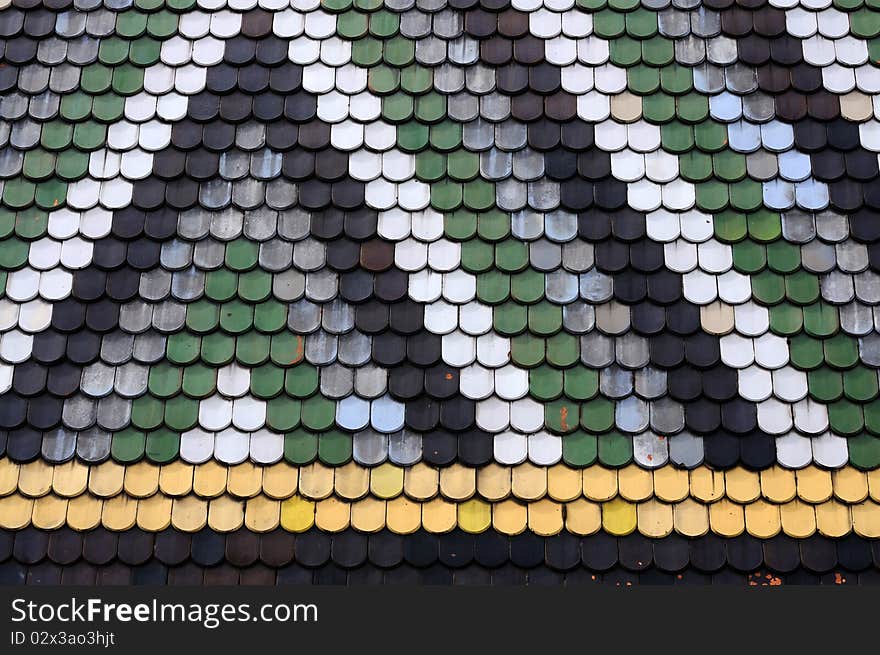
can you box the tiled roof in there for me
[2,460,880,538]
[1,0,880,584]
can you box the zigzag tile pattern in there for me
[3,0,880,583]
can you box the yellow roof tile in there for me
[2,483,880,538]
[8,459,880,538]
[334,461,369,500]
[245,496,280,532]
[797,467,833,504]
[779,499,816,538]
[582,465,617,501]
[19,460,52,498]
[66,493,101,531]
[227,463,263,498]
[476,463,511,501]
[672,498,709,537]
[852,500,880,538]
[867,469,880,503]
[833,467,869,504]
[0,494,32,529]
[690,467,724,502]
[403,462,439,501]
[458,498,492,533]
[760,466,796,503]
[280,496,314,532]
[208,495,245,532]
[653,466,688,503]
[815,500,851,538]
[602,498,637,536]
[314,497,350,532]
[158,461,194,497]
[564,498,601,536]
[422,497,456,533]
[511,463,547,501]
[618,465,653,502]
[725,467,761,504]
[439,463,476,501]
[349,497,386,533]
[371,462,404,499]
[137,493,172,531]
[32,494,67,530]
[88,461,124,498]
[547,465,582,502]
[493,499,527,536]
[298,463,333,500]
[385,496,420,534]
[101,494,137,531]
[708,499,744,537]
[52,460,88,498]
[528,498,563,536]
[261,462,298,500]
[0,458,19,496]
[171,495,208,532]
[11,459,880,511]
[637,498,673,538]
[123,461,160,498]
[192,460,228,498]
[744,499,781,538]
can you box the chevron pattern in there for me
[2,0,880,584]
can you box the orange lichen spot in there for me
[292,336,304,364]
[646,454,653,462]
[559,406,569,431]
[445,373,453,380]
[834,573,845,585]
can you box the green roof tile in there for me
[562,431,598,467]
[597,431,633,467]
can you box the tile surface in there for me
[2,0,880,584]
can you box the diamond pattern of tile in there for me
[2,0,880,585]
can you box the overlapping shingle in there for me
[5,526,880,585]
[3,460,880,538]
[2,0,880,584]
[5,525,880,585]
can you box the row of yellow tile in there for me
[2,458,879,506]
[1,491,878,539]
